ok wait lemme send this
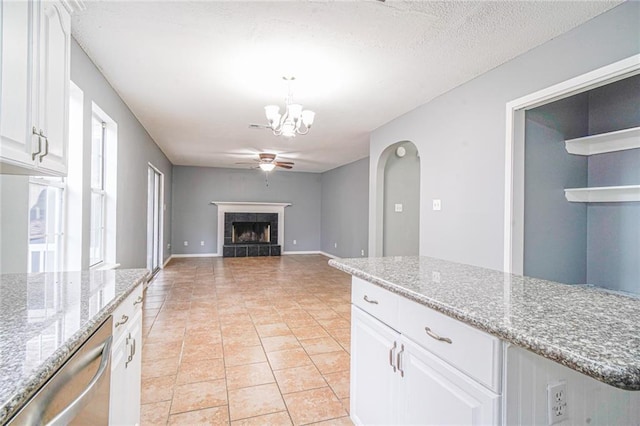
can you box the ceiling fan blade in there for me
[248,123,270,129]
[276,164,293,169]
[235,161,259,165]
[275,161,294,166]
[259,153,277,161]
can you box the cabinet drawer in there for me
[398,296,502,392]
[352,277,399,331]
[112,284,143,338]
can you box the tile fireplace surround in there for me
[212,202,291,258]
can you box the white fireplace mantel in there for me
[211,202,292,255]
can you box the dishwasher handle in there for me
[45,336,113,426]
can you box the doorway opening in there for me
[147,164,164,276]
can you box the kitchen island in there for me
[0,269,148,424]
[330,256,640,424]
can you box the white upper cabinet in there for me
[0,0,71,176]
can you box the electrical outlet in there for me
[167,243,171,249]
[361,249,365,256]
[547,381,568,425]
[183,241,188,246]
[293,239,297,245]
[334,242,338,248]
[395,203,403,212]
[433,199,442,211]
[200,241,204,246]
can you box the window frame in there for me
[90,115,107,267]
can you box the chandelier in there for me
[264,77,315,138]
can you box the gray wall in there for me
[383,142,420,256]
[171,166,321,254]
[524,96,589,284]
[70,39,173,269]
[586,75,640,293]
[320,157,369,258]
[0,176,29,273]
[368,1,640,270]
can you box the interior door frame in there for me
[503,54,640,274]
[147,163,164,274]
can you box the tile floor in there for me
[140,255,354,425]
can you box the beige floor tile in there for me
[283,387,347,425]
[310,416,353,425]
[266,348,313,371]
[300,337,343,355]
[170,379,228,414]
[290,326,330,341]
[230,411,292,426]
[228,383,286,421]
[167,405,230,425]
[142,341,183,362]
[141,375,176,404]
[140,400,171,425]
[142,356,180,379]
[256,323,293,338]
[341,398,350,415]
[273,365,327,394]
[323,370,350,399]
[182,341,224,362]
[224,345,268,367]
[261,334,301,353]
[310,351,350,375]
[177,358,225,384]
[317,318,350,330]
[226,362,275,390]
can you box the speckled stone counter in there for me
[329,256,640,391]
[0,269,148,424]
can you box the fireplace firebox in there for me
[223,212,280,257]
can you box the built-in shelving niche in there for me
[523,74,640,295]
[564,126,640,203]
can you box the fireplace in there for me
[232,222,270,244]
[223,212,280,257]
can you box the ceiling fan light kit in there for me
[264,77,315,138]
[259,162,276,172]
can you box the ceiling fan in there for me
[236,153,294,171]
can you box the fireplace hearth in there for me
[223,212,281,257]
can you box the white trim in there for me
[503,54,640,274]
[163,256,172,268]
[91,262,120,271]
[283,250,323,255]
[214,202,291,256]
[171,253,221,258]
[318,251,339,259]
[211,201,292,207]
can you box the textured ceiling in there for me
[71,1,621,172]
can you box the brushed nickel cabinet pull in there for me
[39,133,49,162]
[115,314,129,328]
[389,341,397,372]
[133,296,143,306]
[425,326,452,344]
[31,127,42,161]
[363,295,378,304]
[397,344,405,377]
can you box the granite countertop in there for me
[0,269,148,424]
[329,256,640,391]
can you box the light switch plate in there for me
[395,203,403,212]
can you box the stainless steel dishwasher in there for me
[8,316,113,425]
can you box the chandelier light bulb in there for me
[263,77,315,137]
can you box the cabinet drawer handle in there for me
[31,127,42,161]
[397,344,405,378]
[115,314,129,328]
[39,133,49,162]
[425,326,452,344]
[363,295,378,304]
[389,341,397,372]
[133,296,143,306]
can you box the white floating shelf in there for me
[565,126,640,156]
[564,185,640,203]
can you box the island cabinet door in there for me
[351,305,401,425]
[398,336,501,425]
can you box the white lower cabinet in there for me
[350,277,501,425]
[110,285,143,425]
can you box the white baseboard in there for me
[170,253,221,258]
[282,250,323,255]
[318,251,339,259]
